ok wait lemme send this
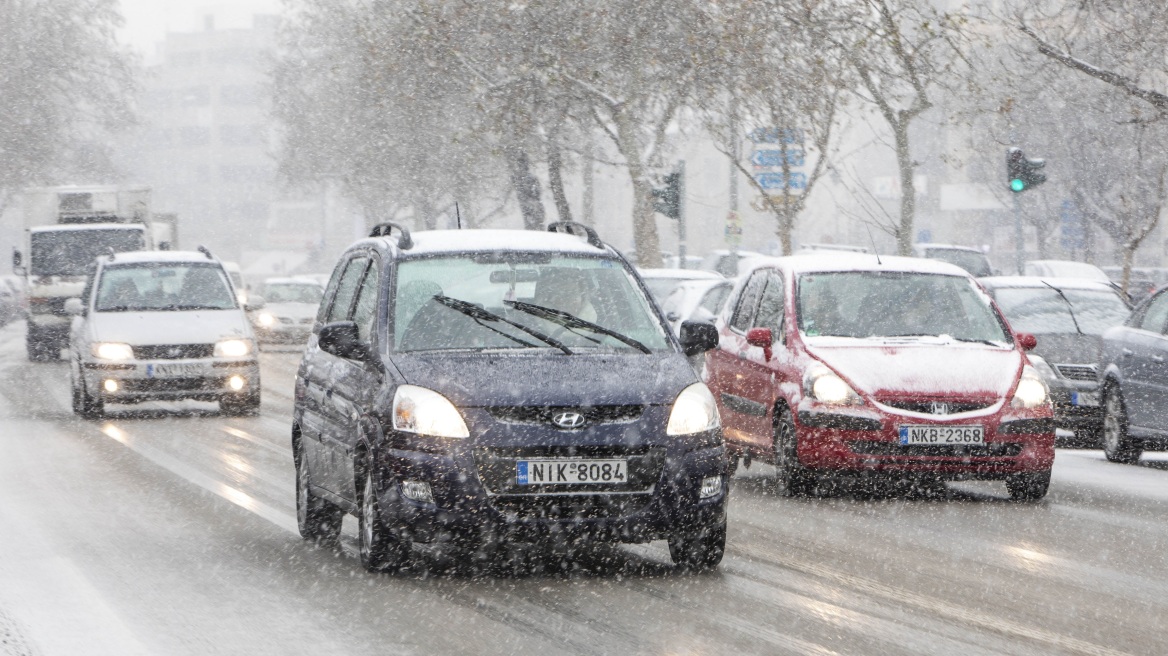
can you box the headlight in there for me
[214,339,253,358]
[1027,354,1058,381]
[393,385,469,438]
[667,383,720,435]
[804,363,863,405]
[256,312,275,327]
[92,342,133,360]
[1011,365,1050,409]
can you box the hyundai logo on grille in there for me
[551,411,586,429]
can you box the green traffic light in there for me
[1011,178,1025,192]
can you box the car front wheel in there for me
[1005,470,1050,501]
[668,515,726,570]
[358,466,410,572]
[295,439,341,545]
[772,408,815,496]
[1102,386,1142,464]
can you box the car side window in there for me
[350,259,381,343]
[325,256,369,324]
[754,272,785,339]
[729,270,767,332]
[700,285,731,315]
[1139,291,1168,333]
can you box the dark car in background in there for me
[1098,287,1168,464]
[981,277,1131,446]
[293,222,727,571]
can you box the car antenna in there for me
[107,247,116,262]
[456,202,462,230]
[865,226,882,265]
[197,245,214,260]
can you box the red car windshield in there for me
[797,271,1010,343]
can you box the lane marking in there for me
[221,425,290,458]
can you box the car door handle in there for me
[1154,355,1165,363]
[1122,348,1134,357]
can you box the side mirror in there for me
[64,297,86,316]
[12,250,23,276]
[244,295,266,312]
[319,321,370,360]
[746,327,774,361]
[679,321,719,356]
[1017,332,1038,351]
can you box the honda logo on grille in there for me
[551,411,586,429]
[929,402,951,415]
[167,347,182,357]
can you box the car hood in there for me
[390,351,697,407]
[88,309,252,345]
[804,338,1023,400]
[1031,333,1103,366]
[260,302,317,320]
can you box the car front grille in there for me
[132,344,214,360]
[118,377,220,393]
[848,441,1023,458]
[1055,364,1097,381]
[473,445,665,496]
[486,405,644,425]
[879,400,996,415]
[488,493,654,520]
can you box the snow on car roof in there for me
[263,276,322,286]
[30,224,146,233]
[638,268,723,280]
[102,250,226,265]
[754,252,973,277]
[916,243,983,253]
[375,229,609,257]
[979,276,1119,291]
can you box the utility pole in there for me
[678,160,687,268]
[729,110,740,268]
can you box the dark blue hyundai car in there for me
[292,222,727,570]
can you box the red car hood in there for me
[804,338,1023,401]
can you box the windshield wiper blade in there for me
[883,333,1002,347]
[1041,281,1083,335]
[431,295,572,355]
[504,299,652,354]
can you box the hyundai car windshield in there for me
[95,263,238,312]
[993,287,1130,335]
[392,254,670,353]
[797,271,1010,344]
[263,283,323,304]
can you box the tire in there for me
[221,393,261,417]
[772,407,816,496]
[668,515,727,570]
[1102,386,1142,464]
[26,334,53,361]
[358,465,410,572]
[295,439,342,545]
[1006,470,1051,501]
[76,375,104,420]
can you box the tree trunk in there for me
[1121,243,1134,297]
[547,143,573,224]
[894,123,915,256]
[581,142,594,226]
[614,113,663,268]
[506,146,545,230]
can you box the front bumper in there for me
[794,404,1055,478]
[371,414,727,546]
[1048,380,1103,434]
[83,358,260,403]
[254,322,313,343]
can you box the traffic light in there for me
[1007,147,1047,192]
[652,171,682,219]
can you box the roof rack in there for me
[197,245,214,260]
[547,221,604,249]
[369,222,414,250]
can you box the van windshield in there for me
[393,255,670,353]
[30,229,145,276]
[95,262,237,312]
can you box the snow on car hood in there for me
[804,337,1023,400]
[89,309,252,345]
[260,302,317,320]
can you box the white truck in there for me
[13,185,154,360]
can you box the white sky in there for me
[117,0,282,55]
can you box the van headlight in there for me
[214,339,253,357]
[393,385,469,438]
[92,342,134,361]
[255,312,276,328]
[667,383,720,435]
[804,363,863,405]
[1011,365,1050,409]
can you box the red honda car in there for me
[705,254,1055,500]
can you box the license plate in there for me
[1072,392,1099,407]
[898,424,984,445]
[516,459,627,485]
[146,362,207,378]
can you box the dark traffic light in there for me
[1007,147,1047,192]
[652,171,682,219]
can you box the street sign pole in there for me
[1014,192,1023,274]
[678,160,687,269]
[729,110,739,266]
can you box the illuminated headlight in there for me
[92,342,134,361]
[1011,365,1050,409]
[392,385,469,438]
[804,363,863,405]
[255,312,276,328]
[667,383,720,435]
[214,339,253,358]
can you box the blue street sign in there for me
[917,229,932,244]
[747,127,804,145]
[754,172,807,191]
[1059,199,1085,251]
[751,149,805,168]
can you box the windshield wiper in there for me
[883,333,1003,347]
[431,295,573,355]
[1041,281,1083,335]
[504,299,652,354]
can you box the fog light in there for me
[400,480,434,504]
[227,375,246,391]
[103,379,119,393]
[700,475,722,499]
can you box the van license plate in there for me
[516,459,627,485]
[898,425,984,445]
[146,362,207,378]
